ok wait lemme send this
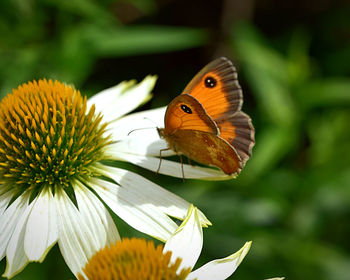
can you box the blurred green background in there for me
[1,0,350,279]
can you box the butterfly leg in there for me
[179,154,185,181]
[157,148,171,174]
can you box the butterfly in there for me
[157,57,255,175]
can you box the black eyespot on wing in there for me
[204,76,217,88]
[180,104,192,114]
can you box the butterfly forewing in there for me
[182,57,243,121]
[163,94,218,135]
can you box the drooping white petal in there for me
[3,194,36,278]
[73,180,120,247]
[110,152,234,180]
[95,164,211,226]
[0,192,30,261]
[24,187,58,261]
[89,177,178,242]
[88,76,157,123]
[55,187,101,277]
[163,205,203,272]
[188,241,252,280]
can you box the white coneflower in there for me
[0,77,218,278]
[79,205,251,280]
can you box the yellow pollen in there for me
[13,146,20,154]
[35,131,41,143]
[79,238,191,280]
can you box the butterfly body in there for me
[159,57,255,175]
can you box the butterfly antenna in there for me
[127,126,156,136]
[127,117,160,136]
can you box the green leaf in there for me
[297,78,350,108]
[80,24,208,56]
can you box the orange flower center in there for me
[79,238,191,280]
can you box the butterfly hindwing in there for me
[216,111,255,166]
[170,129,241,175]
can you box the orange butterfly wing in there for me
[216,112,255,167]
[160,57,255,175]
[162,94,218,136]
[182,57,242,121]
[168,130,241,175]
[183,57,255,170]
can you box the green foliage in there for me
[1,1,350,280]
[0,0,206,96]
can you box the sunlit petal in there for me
[108,130,171,157]
[73,180,120,246]
[188,241,252,280]
[95,164,211,226]
[164,205,203,272]
[90,76,157,123]
[87,80,136,111]
[0,193,30,261]
[24,187,58,261]
[106,106,166,141]
[3,194,34,278]
[90,177,178,242]
[55,187,100,276]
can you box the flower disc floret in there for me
[0,79,110,193]
[79,238,191,280]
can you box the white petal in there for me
[95,164,211,226]
[0,188,15,217]
[73,180,120,247]
[106,106,167,143]
[110,152,233,180]
[108,130,171,157]
[24,187,58,261]
[0,192,30,261]
[188,241,252,280]
[3,193,35,278]
[89,177,177,242]
[87,80,136,110]
[55,187,101,277]
[105,210,121,245]
[88,76,157,123]
[163,205,203,272]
